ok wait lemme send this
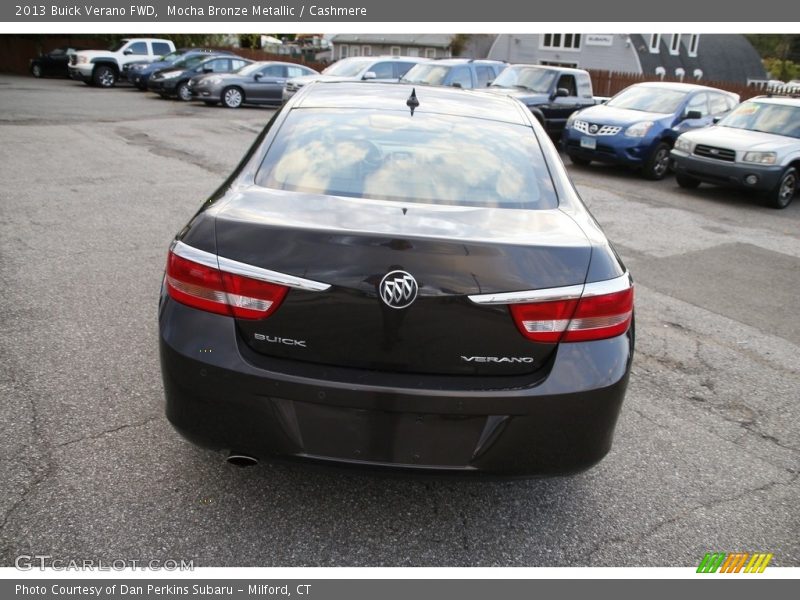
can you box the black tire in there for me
[31,64,43,78]
[676,172,701,189]
[92,65,116,88]
[222,86,244,108]
[765,167,797,209]
[568,154,591,167]
[203,101,219,107]
[643,142,671,180]
[176,81,192,102]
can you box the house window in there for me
[362,45,372,56]
[339,44,349,59]
[407,47,420,57]
[351,46,361,57]
[425,47,436,58]
[390,46,401,57]
[688,34,700,57]
[670,34,681,55]
[649,34,660,53]
[541,33,581,51]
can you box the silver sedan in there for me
[189,61,319,108]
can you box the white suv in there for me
[69,38,175,88]
[282,56,429,102]
[671,96,800,208]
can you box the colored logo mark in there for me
[697,552,773,573]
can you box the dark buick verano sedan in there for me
[159,82,635,476]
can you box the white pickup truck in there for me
[68,38,175,88]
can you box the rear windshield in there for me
[402,64,451,85]
[255,109,557,209]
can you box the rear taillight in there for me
[166,249,288,320]
[508,276,633,343]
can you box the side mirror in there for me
[123,49,133,55]
[202,67,213,73]
[712,116,722,124]
[486,80,493,87]
[362,71,377,80]
[451,82,462,88]
[556,87,570,97]
[685,110,703,120]
[254,73,262,81]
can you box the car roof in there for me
[748,95,800,107]
[507,64,587,76]
[633,81,735,94]
[429,58,506,66]
[292,81,531,126]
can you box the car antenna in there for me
[407,88,419,116]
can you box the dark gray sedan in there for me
[189,61,319,108]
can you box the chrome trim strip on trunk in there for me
[468,272,631,305]
[171,240,331,292]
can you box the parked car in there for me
[486,64,597,137]
[29,46,84,78]
[670,96,800,208]
[563,82,739,179]
[68,38,176,88]
[159,81,635,476]
[400,58,506,89]
[126,48,232,90]
[282,55,428,102]
[148,55,251,101]
[190,61,318,108]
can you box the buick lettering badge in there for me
[379,270,418,309]
[589,124,599,134]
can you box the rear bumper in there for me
[670,150,784,191]
[159,297,633,476]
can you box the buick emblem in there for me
[378,270,418,309]
[589,124,599,134]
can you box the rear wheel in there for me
[222,86,244,108]
[92,65,116,88]
[31,64,43,78]
[643,142,671,180]
[176,81,192,102]
[765,167,797,209]
[568,154,591,167]
[676,172,701,189]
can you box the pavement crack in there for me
[53,417,159,449]
[582,472,798,565]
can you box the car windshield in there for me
[401,65,451,85]
[255,109,557,209]
[606,86,689,114]
[237,62,268,76]
[491,67,556,93]
[718,101,800,138]
[322,59,374,77]
[173,55,211,69]
[160,50,183,62]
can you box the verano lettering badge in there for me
[378,270,418,309]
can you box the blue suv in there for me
[563,82,739,179]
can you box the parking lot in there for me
[1,73,798,567]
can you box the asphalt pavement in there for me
[0,74,797,567]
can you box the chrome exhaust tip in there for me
[225,452,258,467]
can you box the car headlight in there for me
[624,121,654,137]
[673,136,693,153]
[160,71,182,79]
[742,151,777,164]
[566,112,578,129]
[77,56,88,64]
